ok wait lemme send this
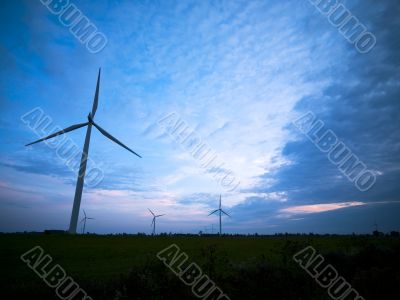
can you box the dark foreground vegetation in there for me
[1,233,399,299]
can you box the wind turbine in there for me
[80,210,94,234]
[373,220,379,232]
[25,69,142,234]
[148,208,165,235]
[208,195,230,235]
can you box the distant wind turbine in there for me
[204,224,216,234]
[148,208,165,235]
[80,210,94,234]
[26,69,142,234]
[373,220,379,232]
[208,195,230,235]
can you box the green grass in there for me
[1,234,396,280]
[1,234,399,299]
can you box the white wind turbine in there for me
[26,69,142,234]
[80,210,94,234]
[148,208,165,235]
[208,195,230,235]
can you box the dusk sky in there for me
[0,0,399,234]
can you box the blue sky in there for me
[0,0,399,234]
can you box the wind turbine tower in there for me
[26,69,142,233]
[208,195,230,235]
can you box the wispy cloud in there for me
[278,201,367,217]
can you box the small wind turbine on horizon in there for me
[148,208,165,235]
[208,195,230,236]
[80,210,94,234]
[26,69,142,234]
[211,224,216,234]
[373,220,379,232]
[203,224,216,234]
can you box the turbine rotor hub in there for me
[87,113,93,123]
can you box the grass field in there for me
[1,234,399,299]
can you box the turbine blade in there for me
[92,121,142,158]
[87,218,94,220]
[80,218,85,223]
[221,210,231,217]
[91,68,101,118]
[219,195,221,209]
[151,218,155,225]
[25,122,88,146]
[156,214,165,217]
[208,209,219,216]
[83,210,87,218]
[148,208,155,216]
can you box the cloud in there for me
[256,0,400,206]
[278,201,367,217]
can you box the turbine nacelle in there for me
[88,113,94,123]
